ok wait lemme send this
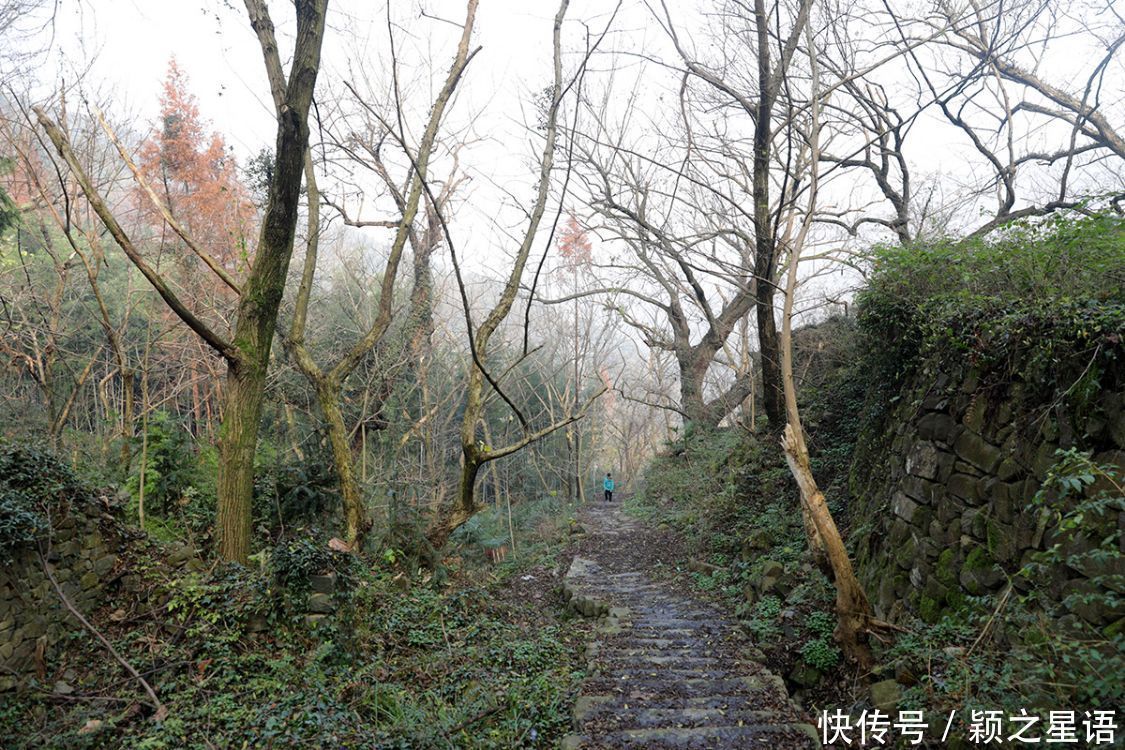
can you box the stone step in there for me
[566,503,811,750]
[582,675,789,700]
[623,627,707,638]
[563,722,821,749]
[626,621,727,632]
[578,704,786,730]
[627,611,721,621]
[594,667,753,684]
[595,646,723,659]
[607,636,719,649]
[575,694,769,712]
[595,654,728,669]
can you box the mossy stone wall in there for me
[0,498,121,691]
[849,361,1124,633]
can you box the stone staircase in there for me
[562,502,819,749]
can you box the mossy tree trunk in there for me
[283,0,478,551]
[38,0,329,563]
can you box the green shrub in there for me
[253,440,340,536]
[857,213,1124,410]
[805,610,835,638]
[269,533,356,594]
[801,637,842,671]
[0,491,46,561]
[125,411,197,521]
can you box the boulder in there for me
[788,663,822,688]
[869,679,901,712]
[307,592,335,614]
[309,573,337,595]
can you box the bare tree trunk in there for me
[445,0,593,542]
[119,369,134,472]
[755,284,784,428]
[281,0,477,551]
[776,22,874,669]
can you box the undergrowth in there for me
[0,466,586,749]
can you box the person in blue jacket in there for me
[603,472,615,502]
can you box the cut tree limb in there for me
[39,551,168,721]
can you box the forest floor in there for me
[559,500,820,749]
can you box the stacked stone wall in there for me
[0,498,121,690]
[851,364,1124,632]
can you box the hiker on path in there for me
[603,472,615,502]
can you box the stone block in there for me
[1061,579,1119,626]
[961,507,987,541]
[918,413,960,444]
[167,544,195,567]
[79,572,99,591]
[997,458,1023,482]
[909,565,924,588]
[889,520,912,546]
[953,432,1003,474]
[901,476,941,505]
[21,617,46,640]
[1068,551,1125,591]
[905,442,941,480]
[309,573,337,595]
[928,519,947,545]
[922,382,950,411]
[936,496,962,524]
[947,473,981,503]
[870,679,902,711]
[959,548,1004,595]
[92,555,116,577]
[892,493,921,523]
[788,663,822,688]
[876,576,899,616]
[1032,442,1060,478]
[895,538,918,571]
[922,576,949,606]
[307,592,335,614]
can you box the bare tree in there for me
[871,0,1125,236]
[283,0,478,549]
[35,0,329,562]
[652,0,814,430]
[429,0,613,549]
[1,103,138,464]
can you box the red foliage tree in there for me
[556,212,591,266]
[137,59,255,272]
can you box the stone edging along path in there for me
[560,501,820,749]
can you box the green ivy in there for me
[0,441,91,560]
